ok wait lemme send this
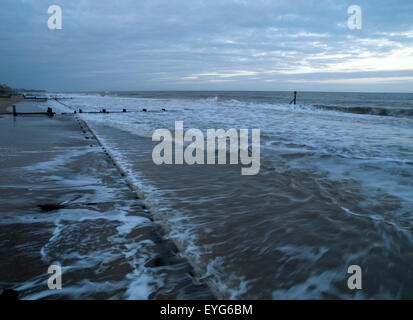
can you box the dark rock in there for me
[145,256,166,268]
[37,203,66,212]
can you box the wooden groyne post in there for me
[47,107,54,117]
[289,91,297,105]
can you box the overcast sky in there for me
[1,0,412,92]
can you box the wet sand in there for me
[0,96,23,113]
[0,101,214,299]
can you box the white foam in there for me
[49,92,413,299]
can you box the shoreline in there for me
[0,102,215,299]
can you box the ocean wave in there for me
[312,104,413,117]
[191,96,413,118]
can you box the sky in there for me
[0,0,412,92]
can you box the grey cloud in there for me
[0,0,412,91]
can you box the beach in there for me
[0,95,23,113]
[0,100,214,299]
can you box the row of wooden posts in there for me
[8,105,167,117]
[71,107,167,114]
[22,95,48,100]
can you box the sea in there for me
[32,91,413,298]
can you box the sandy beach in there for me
[0,101,214,299]
[0,95,23,113]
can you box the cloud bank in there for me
[1,0,412,92]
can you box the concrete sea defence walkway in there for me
[0,101,214,300]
